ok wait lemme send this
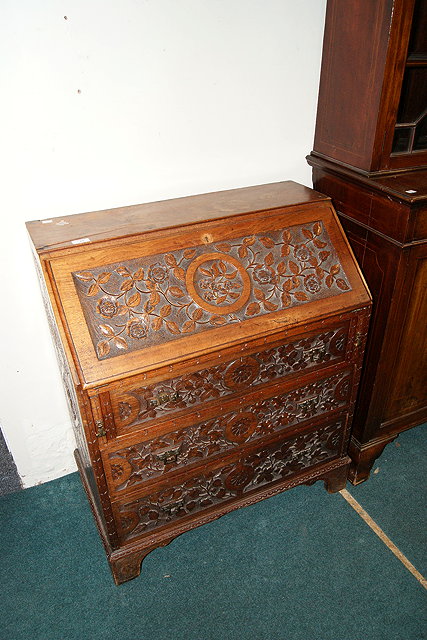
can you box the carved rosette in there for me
[112,326,348,429]
[115,421,343,541]
[73,222,351,360]
[107,369,351,492]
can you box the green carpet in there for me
[1,424,426,640]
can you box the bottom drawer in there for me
[113,418,347,543]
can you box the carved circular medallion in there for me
[185,253,251,315]
[225,411,257,444]
[109,456,132,488]
[334,375,351,403]
[114,394,140,427]
[224,357,260,390]
[225,463,254,491]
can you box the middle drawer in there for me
[101,366,353,498]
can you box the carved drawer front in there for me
[103,368,352,496]
[107,323,350,435]
[112,418,346,543]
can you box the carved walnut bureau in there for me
[27,181,371,584]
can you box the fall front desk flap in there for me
[27,182,371,388]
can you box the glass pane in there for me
[408,0,427,56]
[396,67,427,123]
[414,114,427,150]
[392,127,412,153]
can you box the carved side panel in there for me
[110,325,348,430]
[106,369,351,492]
[114,421,344,541]
[32,252,119,547]
[73,221,351,360]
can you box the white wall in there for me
[0,0,326,488]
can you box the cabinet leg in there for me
[110,547,155,585]
[323,463,349,494]
[348,437,397,485]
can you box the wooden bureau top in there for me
[26,181,328,253]
[27,181,370,388]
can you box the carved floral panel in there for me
[112,325,348,430]
[72,221,351,360]
[115,421,343,541]
[108,369,351,492]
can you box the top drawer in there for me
[93,319,355,438]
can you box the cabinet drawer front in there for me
[113,419,345,543]
[108,323,350,434]
[104,368,352,495]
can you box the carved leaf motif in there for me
[210,316,227,325]
[283,279,292,292]
[76,271,94,281]
[289,261,300,275]
[115,337,128,349]
[309,256,318,268]
[97,340,110,357]
[260,236,275,248]
[243,236,255,246]
[166,321,180,334]
[238,245,248,259]
[336,278,350,291]
[326,275,333,288]
[282,292,291,306]
[264,252,274,266]
[99,324,115,336]
[160,304,172,317]
[263,300,278,312]
[192,308,203,321]
[225,270,238,280]
[314,238,328,250]
[120,279,134,292]
[330,264,340,276]
[169,286,185,298]
[182,320,196,333]
[281,244,290,256]
[216,243,232,252]
[313,222,322,236]
[152,316,163,331]
[174,267,185,281]
[254,288,265,301]
[127,292,141,307]
[165,254,177,266]
[150,292,160,306]
[116,267,131,276]
[134,268,144,281]
[219,261,227,273]
[246,302,260,316]
[302,228,314,240]
[97,272,111,284]
[294,291,309,301]
[88,283,100,296]
[277,261,287,275]
[117,304,128,315]
[282,230,291,243]
[183,248,197,259]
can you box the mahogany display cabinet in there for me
[27,181,371,583]
[307,0,427,483]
